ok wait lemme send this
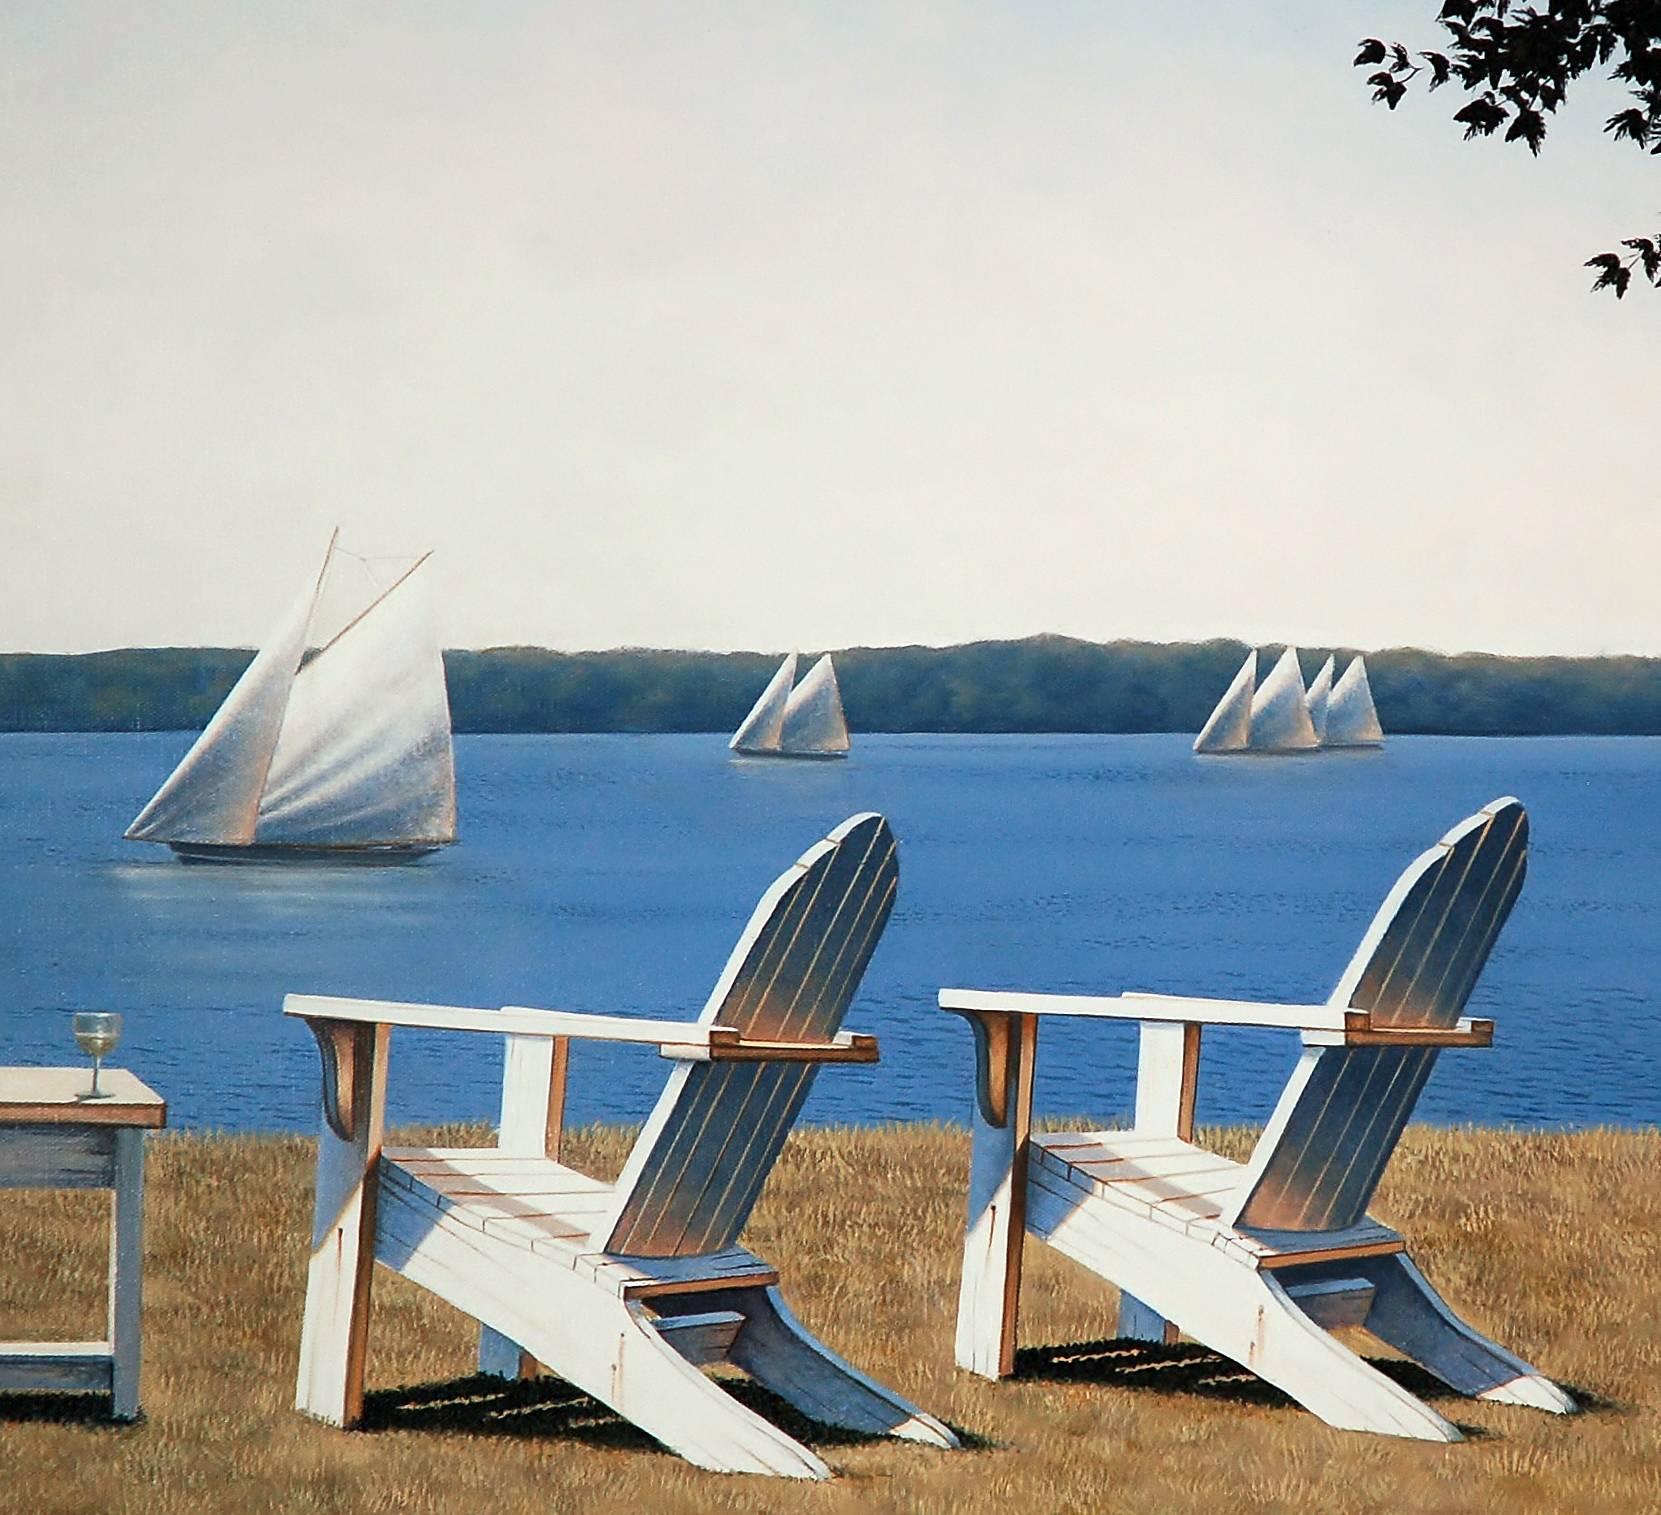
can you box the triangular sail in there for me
[124,569,325,844]
[1193,651,1256,754]
[1248,647,1319,751]
[777,654,850,755]
[729,653,797,754]
[254,556,456,845]
[1305,655,1335,744]
[1325,655,1384,746]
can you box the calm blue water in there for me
[0,733,1655,1133]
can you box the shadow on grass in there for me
[1557,1382,1623,1416]
[1014,1338,1466,1414]
[361,1372,981,1455]
[0,1391,128,1428]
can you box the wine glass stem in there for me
[91,1057,101,1097]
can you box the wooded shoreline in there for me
[6,635,1661,735]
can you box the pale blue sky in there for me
[3,2,1657,655]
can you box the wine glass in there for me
[72,1011,122,1100]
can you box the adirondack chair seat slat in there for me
[1029,1135,1408,1258]
[950,797,1577,1442]
[294,814,958,1479]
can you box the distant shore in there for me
[4,635,1661,736]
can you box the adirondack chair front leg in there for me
[675,1286,958,1448]
[1118,1019,1203,1346]
[479,1033,571,1381]
[1358,1253,1577,1414]
[951,1008,1037,1378]
[296,1017,390,1427]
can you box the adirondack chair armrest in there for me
[286,996,884,1139]
[287,994,722,1046]
[285,995,734,1143]
[938,988,1355,1032]
[656,1029,879,1064]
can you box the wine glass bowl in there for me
[72,1011,122,1099]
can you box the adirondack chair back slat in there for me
[1230,798,1527,1233]
[599,813,898,1257]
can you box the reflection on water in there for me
[1,731,1657,1132]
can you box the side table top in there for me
[0,1068,167,1127]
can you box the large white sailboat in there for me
[730,652,850,758]
[1323,655,1385,747]
[125,532,457,862]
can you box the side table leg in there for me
[110,1128,145,1420]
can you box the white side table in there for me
[0,1067,166,1420]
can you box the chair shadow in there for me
[361,1374,663,1453]
[0,1390,128,1428]
[1014,1338,1465,1415]
[361,1371,966,1455]
[1557,1381,1623,1416]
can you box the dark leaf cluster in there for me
[1356,2,1661,293]
[1586,230,1661,294]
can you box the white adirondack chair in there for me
[941,796,1577,1441]
[288,812,958,1478]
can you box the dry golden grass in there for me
[1,1123,1654,1515]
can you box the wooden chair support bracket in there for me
[303,1017,381,1143]
[941,1007,1036,1129]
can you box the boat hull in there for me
[167,841,448,866]
[730,749,848,761]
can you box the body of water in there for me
[0,732,1654,1133]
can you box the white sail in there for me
[254,556,456,844]
[777,654,850,755]
[124,572,323,844]
[127,534,456,851]
[1193,651,1256,754]
[729,653,797,753]
[1305,655,1335,745]
[1248,647,1319,751]
[1325,655,1385,746]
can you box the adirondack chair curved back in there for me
[598,812,899,1257]
[1228,797,1528,1233]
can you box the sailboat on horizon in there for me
[125,531,457,862]
[729,652,851,759]
[1193,646,1318,754]
[1193,646,1383,754]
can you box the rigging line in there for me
[307,550,434,664]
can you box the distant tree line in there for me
[2,636,1660,736]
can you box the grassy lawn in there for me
[1,1123,1653,1514]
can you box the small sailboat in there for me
[730,652,850,758]
[1194,646,1330,755]
[125,532,457,862]
[1324,655,1385,747]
